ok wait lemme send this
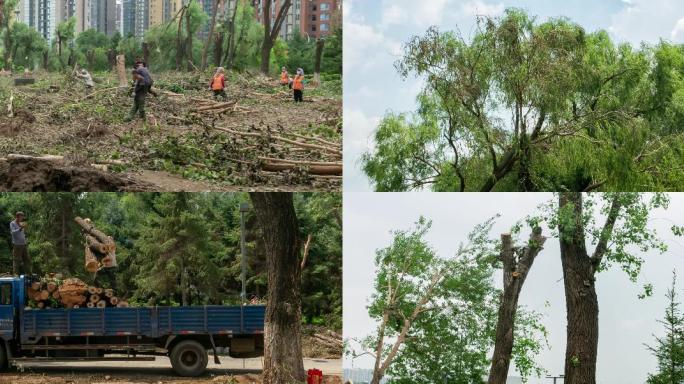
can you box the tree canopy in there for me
[362,9,684,192]
[0,192,341,330]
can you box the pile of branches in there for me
[26,275,128,310]
[163,90,342,179]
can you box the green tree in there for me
[133,193,223,306]
[55,16,76,68]
[362,217,545,384]
[362,9,684,192]
[6,22,47,70]
[75,28,109,70]
[647,272,684,384]
[550,193,670,383]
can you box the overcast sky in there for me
[343,193,684,384]
[343,0,684,191]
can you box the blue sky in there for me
[343,0,684,191]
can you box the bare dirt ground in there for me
[0,357,342,384]
[0,71,342,192]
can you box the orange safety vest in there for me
[293,75,304,91]
[211,74,225,90]
[280,71,289,84]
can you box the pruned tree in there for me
[363,217,546,384]
[55,17,76,69]
[646,271,684,384]
[260,0,292,74]
[250,192,306,384]
[551,192,670,383]
[313,38,325,86]
[488,227,546,383]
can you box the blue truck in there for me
[0,275,266,376]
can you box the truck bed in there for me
[20,305,265,342]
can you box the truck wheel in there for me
[170,340,208,377]
[0,342,7,371]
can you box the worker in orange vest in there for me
[209,67,228,100]
[280,66,290,87]
[293,68,305,103]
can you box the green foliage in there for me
[363,217,546,382]
[646,271,684,384]
[0,193,341,328]
[363,9,684,192]
[76,29,110,71]
[4,22,47,70]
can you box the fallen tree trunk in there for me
[262,162,342,176]
[85,235,108,254]
[7,154,64,163]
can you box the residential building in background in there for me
[90,0,118,36]
[14,0,340,44]
[17,0,57,43]
[254,0,340,40]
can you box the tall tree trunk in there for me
[175,7,185,71]
[225,0,239,70]
[250,193,305,384]
[488,228,546,383]
[559,193,598,384]
[260,0,292,75]
[518,134,533,191]
[313,38,325,86]
[142,42,150,68]
[185,5,193,72]
[213,30,224,67]
[201,0,220,71]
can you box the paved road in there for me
[13,356,342,376]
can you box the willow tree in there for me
[362,9,684,192]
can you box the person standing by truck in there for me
[9,211,31,275]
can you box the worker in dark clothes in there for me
[134,60,157,97]
[9,212,31,276]
[124,70,148,122]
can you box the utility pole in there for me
[239,202,251,303]
[546,375,565,384]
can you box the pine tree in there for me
[647,271,684,384]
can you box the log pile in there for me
[75,217,117,272]
[26,276,129,309]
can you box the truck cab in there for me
[0,276,266,376]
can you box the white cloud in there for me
[382,4,407,27]
[461,0,505,18]
[343,108,381,191]
[610,0,684,44]
[672,17,684,41]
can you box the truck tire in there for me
[170,340,208,377]
[0,342,7,371]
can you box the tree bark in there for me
[250,193,306,384]
[185,4,193,72]
[142,42,150,68]
[201,0,220,71]
[488,228,546,383]
[313,38,325,86]
[260,0,292,74]
[559,193,597,384]
[116,55,127,86]
[225,0,240,70]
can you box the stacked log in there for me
[75,217,117,271]
[26,276,129,309]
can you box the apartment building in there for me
[122,0,149,39]
[254,0,340,40]
[90,0,117,36]
[17,0,57,43]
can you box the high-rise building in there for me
[299,0,339,38]
[54,0,91,34]
[18,0,57,43]
[122,0,149,39]
[253,0,340,40]
[90,0,117,36]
